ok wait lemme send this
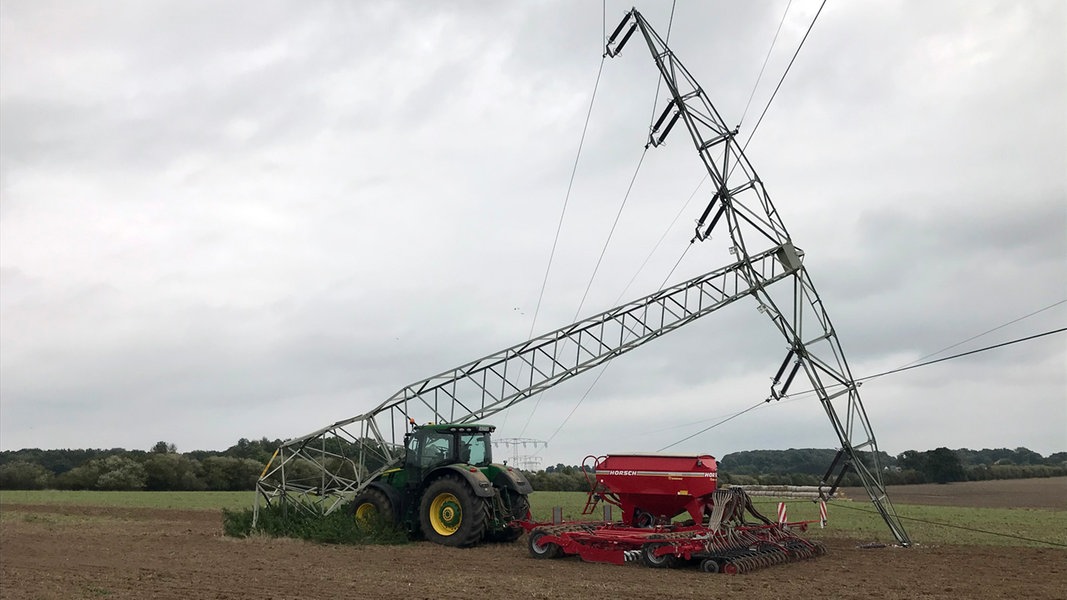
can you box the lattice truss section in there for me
[257,245,799,518]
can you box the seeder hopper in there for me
[522,454,826,574]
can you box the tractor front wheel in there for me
[419,476,489,547]
[348,487,394,525]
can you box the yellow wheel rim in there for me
[429,492,462,536]
[354,502,378,523]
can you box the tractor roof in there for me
[415,423,495,434]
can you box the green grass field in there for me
[3,489,1063,548]
[0,490,255,511]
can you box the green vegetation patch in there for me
[733,497,1067,549]
[222,502,408,546]
[0,490,254,510]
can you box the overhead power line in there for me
[857,326,1066,384]
[522,1,679,439]
[741,0,828,153]
[526,57,606,348]
[902,298,1067,368]
[658,325,1067,449]
[659,399,767,451]
[514,52,607,435]
[572,148,648,319]
[739,0,794,126]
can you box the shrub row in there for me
[222,503,407,545]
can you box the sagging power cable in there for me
[779,326,1067,403]
[575,0,679,319]
[524,1,679,440]
[526,57,606,349]
[572,148,648,319]
[859,326,1066,383]
[511,43,607,435]
[658,325,1066,448]
[738,0,794,127]
[902,298,1066,368]
[614,165,707,304]
[659,400,767,451]
[741,0,828,153]
[682,296,1067,418]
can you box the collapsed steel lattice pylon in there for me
[255,8,910,546]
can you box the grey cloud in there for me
[2,1,1064,461]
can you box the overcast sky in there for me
[2,1,1064,467]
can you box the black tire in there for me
[640,543,679,569]
[700,558,721,573]
[419,476,489,547]
[633,510,655,528]
[527,529,563,559]
[508,491,532,521]
[348,487,394,525]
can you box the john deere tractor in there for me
[348,423,533,547]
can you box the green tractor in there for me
[348,423,533,547]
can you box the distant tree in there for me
[143,453,205,491]
[58,455,147,490]
[724,473,758,486]
[719,449,867,476]
[200,457,263,491]
[0,448,117,475]
[224,438,283,463]
[1012,447,1044,465]
[923,447,965,484]
[896,450,926,472]
[151,441,178,454]
[0,461,53,489]
[95,456,148,490]
[1045,452,1067,467]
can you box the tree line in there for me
[0,442,1063,491]
[715,446,1066,487]
[0,438,281,491]
[520,446,1067,491]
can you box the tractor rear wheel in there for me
[509,491,531,521]
[419,476,489,547]
[348,487,394,525]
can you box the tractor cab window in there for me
[417,432,454,468]
[459,433,491,466]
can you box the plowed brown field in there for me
[842,476,1067,510]
[3,479,1066,600]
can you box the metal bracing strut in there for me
[608,9,910,545]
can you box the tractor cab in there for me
[403,423,495,471]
